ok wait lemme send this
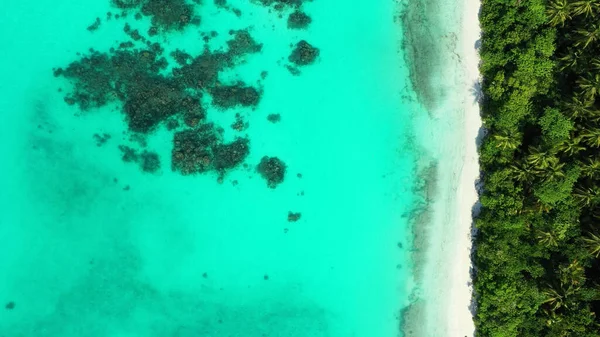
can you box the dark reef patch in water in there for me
[267,113,281,123]
[93,133,111,146]
[287,11,311,29]
[141,0,198,31]
[87,18,102,32]
[289,40,319,66]
[171,125,249,176]
[119,145,139,162]
[55,0,316,182]
[118,145,161,173]
[257,0,310,10]
[257,156,286,188]
[231,113,248,131]
[213,138,250,171]
[287,211,301,222]
[139,151,161,173]
[227,29,263,57]
[400,0,448,114]
[171,126,219,175]
[123,76,189,133]
[210,83,261,109]
[112,0,199,32]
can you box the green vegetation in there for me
[475,0,600,335]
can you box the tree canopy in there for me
[475,0,600,335]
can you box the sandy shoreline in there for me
[445,0,482,333]
[400,0,482,333]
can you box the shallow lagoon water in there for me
[0,0,427,336]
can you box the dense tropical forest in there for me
[475,0,600,335]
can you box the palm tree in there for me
[580,157,600,178]
[542,282,578,311]
[527,146,555,169]
[558,50,583,70]
[593,57,600,70]
[510,163,541,182]
[542,158,566,182]
[577,73,600,100]
[493,131,520,150]
[573,186,599,206]
[572,0,600,16]
[542,308,562,327]
[563,94,594,120]
[575,23,600,49]
[557,137,586,155]
[543,261,584,312]
[537,230,559,247]
[559,260,585,286]
[583,232,600,258]
[547,0,572,26]
[581,126,600,146]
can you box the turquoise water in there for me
[0,0,425,336]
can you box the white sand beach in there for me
[445,0,482,334]
[405,0,482,334]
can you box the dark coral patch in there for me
[210,84,261,109]
[171,126,219,175]
[118,145,161,173]
[287,11,311,29]
[287,212,301,222]
[119,145,139,162]
[87,17,102,32]
[213,138,250,170]
[112,0,198,31]
[257,156,286,188]
[231,114,248,131]
[122,76,188,132]
[267,113,281,123]
[289,40,319,66]
[93,133,111,146]
[140,151,161,173]
[258,0,307,9]
[56,49,168,112]
[173,51,229,89]
[226,30,263,57]
[141,0,197,31]
[171,49,192,66]
[112,0,143,9]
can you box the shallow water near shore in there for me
[0,0,431,336]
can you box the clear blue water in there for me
[0,0,425,336]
